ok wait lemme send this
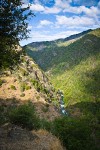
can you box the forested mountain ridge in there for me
[24,28,99,72]
[24,29,92,51]
[24,28,100,105]
[23,29,100,150]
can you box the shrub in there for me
[39,118,52,131]
[36,95,40,100]
[19,67,28,76]
[0,79,6,86]
[42,106,49,113]
[0,106,5,125]
[25,85,31,90]
[20,82,26,92]
[20,93,25,97]
[9,102,40,130]
[20,82,31,92]
[43,88,49,94]
[30,79,44,92]
[52,116,99,150]
[10,85,16,90]
[0,79,3,86]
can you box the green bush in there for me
[0,79,3,86]
[39,118,52,131]
[0,106,5,125]
[25,85,31,90]
[20,82,26,92]
[52,116,99,150]
[9,102,40,130]
[10,85,16,90]
[19,67,28,76]
[0,79,6,86]
[42,106,49,113]
[20,82,31,92]
[30,79,44,92]
[20,93,25,97]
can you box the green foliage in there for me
[20,82,31,92]
[20,82,26,92]
[0,79,4,86]
[20,93,25,97]
[36,95,40,100]
[0,106,5,125]
[0,98,99,150]
[30,79,46,93]
[52,54,100,105]
[25,85,31,90]
[24,29,100,105]
[0,0,34,69]
[39,118,52,131]
[10,85,16,90]
[0,0,33,43]
[9,102,40,130]
[42,106,49,113]
[50,101,100,150]
[52,114,99,150]
[24,31,100,73]
[19,67,28,76]
[89,28,100,37]
[0,99,51,131]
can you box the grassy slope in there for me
[25,28,100,106]
[52,54,100,105]
[51,29,100,105]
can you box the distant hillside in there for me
[24,29,92,51]
[24,28,100,105]
[57,29,92,42]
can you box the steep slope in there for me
[0,124,65,150]
[0,52,60,121]
[0,46,66,149]
[24,28,100,106]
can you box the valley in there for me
[0,28,100,150]
[24,28,100,106]
[1,1,100,149]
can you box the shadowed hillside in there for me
[24,28,100,105]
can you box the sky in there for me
[20,0,100,46]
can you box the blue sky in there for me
[20,0,100,46]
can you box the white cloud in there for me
[63,5,100,17]
[56,15,97,27]
[55,0,70,9]
[21,3,45,12]
[20,0,100,46]
[28,25,33,29]
[40,20,53,26]
[30,4,45,11]
[21,3,29,8]
[37,20,53,28]
[44,6,61,14]
[22,0,100,17]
